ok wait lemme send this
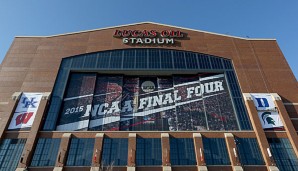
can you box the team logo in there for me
[141,81,155,93]
[261,112,275,125]
[21,97,38,108]
[15,112,34,126]
[255,98,269,108]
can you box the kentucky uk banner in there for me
[8,93,43,130]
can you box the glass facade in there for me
[170,138,196,165]
[55,73,239,131]
[43,49,251,131]
[203,138,230,165]
[0,139,26,171]
[66,138,94,166]
[101,138,128,166]
[268,138,298,171]
[235,138,264,165]
[30,138,61,167]
[136,138,162,166]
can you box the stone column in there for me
[161,133,171,171]
[90,133,105,171]
[224,133,243,171]
[243,93,279,171]
[271,93,298,158]
[54,133,72,171]
[193,133,207,171]
[16,92,51,169]
[127,133,136,171]
[0,92,22,140]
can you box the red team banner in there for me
[56,73,239,131]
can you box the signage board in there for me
[251,93,283,129]
[113,29,185,45]
[8,93,43,130]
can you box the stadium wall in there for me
[0,22,297,171]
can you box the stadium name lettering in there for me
[89,80,224,116]
[113,29,184,45]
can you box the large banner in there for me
[8,93,43,130]
[251,93,283,129]
[56,73,239,131]
[56,73,96,131]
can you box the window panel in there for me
[136,138,162,165]
[268,138,298,171]
[123,49,135,68]
[101,138,128,166]
[31,138,61,167]
[0,139,26,171]
[203,138,230,165]
[170,138,196,165]
[236,138,264,165]
[66,138,94,166]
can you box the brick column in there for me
[54,133,72,171]
[271,93,298,158]
[16,92,51,169]
[243,93,279,171]
[127,133,136,171]
[90,133,104,171]
[193,133,207,171]
[161,133,171,171]
[224,133,243,171]
[0,92,22,140]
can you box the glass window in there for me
[173,51,186,69]
[136,49,147,69]
[101,138,128,166]
[136,138,162,166]
[185,52,198,69]
[110,50,123,68]
[170,138,196,165]
[44,49,253,132]
[66,138,94,166]
[123,49,135,68]
[268,138,298,171]
[0,139,26,171]
[235,138,264,165]
[160,50,173,69]
[148,49,160,69]
[30,138,61,167]
[203,138,230,165]
[84,53,97,68]
[198,54,211,69]
[97,51,111,68]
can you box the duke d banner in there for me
[8,93,43,130]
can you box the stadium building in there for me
[0,22,297,171]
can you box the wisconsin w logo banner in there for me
[251,94,283,129]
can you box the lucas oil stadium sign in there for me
[113,29,185,45]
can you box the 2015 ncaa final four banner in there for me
[56,73,239,131]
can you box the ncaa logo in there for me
[141,81,155,93]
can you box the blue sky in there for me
[0,0,297,80]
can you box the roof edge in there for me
[14,21,276,41]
